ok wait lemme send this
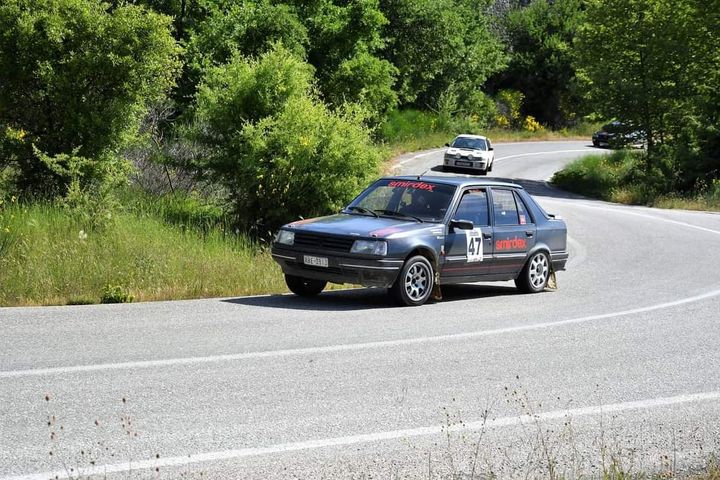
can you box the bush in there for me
[552,150,677,204]
[379,109,440,143]
[495,89,525,129]
[325,50,398,123]
[0,0,180,196]
[193,45,381,234]
[100,285,134,304]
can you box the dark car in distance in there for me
[592,121,645,148]
[272,176,568,306]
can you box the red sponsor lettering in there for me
[388,180,435,192]
[495,237,527,250]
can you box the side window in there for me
[492,189,520,226]
[454,189,489,227]
[513,191,533,225]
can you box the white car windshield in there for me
[451,137,487,150]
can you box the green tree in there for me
[287,0,398,118]
[193,45,381,232]
[0,0,181,195]
[492,0,585,127]
[574,0,706,160]
[380,0,506,108]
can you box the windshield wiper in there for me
[373,209,424,223]
[345,206,378,217]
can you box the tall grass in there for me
[0,201,286,307]
[552,150,720,211]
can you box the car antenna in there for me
[416,168,431,180]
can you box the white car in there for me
[443,134,495,175]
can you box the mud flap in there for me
[545,263,558,291]
[431,261,442,301]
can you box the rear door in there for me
[489,188,536,276]
[441,188,493,279]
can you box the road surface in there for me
[1,141,719,479]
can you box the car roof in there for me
[386,176,521,189]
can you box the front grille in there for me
[293,231,355,253]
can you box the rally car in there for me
[443,134,495,175]
[272,176,568,306]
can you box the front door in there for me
[441,188,493,280]
[489,188,536,276]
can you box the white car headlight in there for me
[351,239,388,256]
[275,229,295,245]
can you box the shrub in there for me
[193,45,381,234]
[325,50,398,123]
[495,89,525,129]
[0,0,180,196]
[100,285,134,304]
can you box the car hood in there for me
[286,214,442,239]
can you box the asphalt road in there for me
[2,141,720,479]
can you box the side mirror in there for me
[489,146,494,151]
[450,219,474,231]
[444,143,450,147]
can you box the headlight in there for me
[275,229,295,245]
[351,239,387,256]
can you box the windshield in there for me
[451,137,487,150]
[346,179,456,223]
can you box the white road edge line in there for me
[495,149,593,162]
[5,391,720,480]
[542,199,720,236]
[3,288,720,379]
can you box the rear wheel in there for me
[285,275,327,297]
[390,255,434,306]
[515,251,550,293]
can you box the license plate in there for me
[455,160,472,167]
[303,255,328,268]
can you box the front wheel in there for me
[515,251,550,293]
[285,275,327,297]
[389,255,434,306]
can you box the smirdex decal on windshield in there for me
[388,181,435,192]
[466,228,483,262]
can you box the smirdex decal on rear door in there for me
[466,228,483,262]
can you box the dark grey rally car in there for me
[272,176,568,306]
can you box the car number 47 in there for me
[466,228,483,262]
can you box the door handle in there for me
[525,230,534,237]
[482,232,492,239]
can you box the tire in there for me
[514,251,550,293]
[285,274,327,297]
[389,255,434,306]
[487,160,493,172]
[478,169,488,176]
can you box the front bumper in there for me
[272,245,404,288]
[443,156,488,170]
